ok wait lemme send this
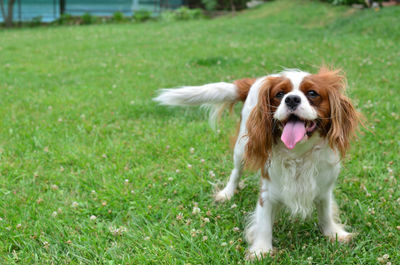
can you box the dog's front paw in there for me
[324,228,355,243]
[214,188,235,202]
[328,231,354,243]
[245,245,274,261]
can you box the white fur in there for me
[244,138,350,259]
[153,82,238,128]
[154,70,352,260]
[274,70,318,121]
[153,82,238,106]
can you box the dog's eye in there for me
[275,91,285,99]
[306,90,319,98]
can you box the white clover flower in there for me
[176,213,184,220]
[192,206,201,215]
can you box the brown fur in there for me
[301,67,360,157]
[244,77,292,178]
[234,78,257,102]
[259,195,264,207]
[234,68,359,179]
[230,116,242,149]
[228,78,257,148]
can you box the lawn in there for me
[0,0,399,263]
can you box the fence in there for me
[0,0,183,22]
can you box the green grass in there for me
[0,0,399,263]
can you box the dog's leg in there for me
[214,135,245,202]
[245,180,277,260]
[316,190,353,243]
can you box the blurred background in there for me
[0,0,183,23]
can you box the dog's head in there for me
[245,67,360,173]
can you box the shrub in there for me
[133,10,152,22]
[322,0,365,5]
[57,13,73,25]
[175,7,203,20]
[81,13,96,25]
[161,7,204,21]
[112,11,125,22]
[160,11,176,22]
[29,16,42,27]
[187,0,252,10]
[202,0,218,11]
[220,0,251,10]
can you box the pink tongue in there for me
[281,120,306,149]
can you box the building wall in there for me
[0,0,183,22]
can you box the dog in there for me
[154,67,359,259]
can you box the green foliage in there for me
[161,7,204,21]
[56,13,73,25]
[220,0,251,10]
[174,7,204,20]
[191,0,252,10]
[0,0,399,263]
[133,10,152,22]
[81,12,96,25]
[323,0,365,5]
[112,11,125,22]
[29,16,42,27]
[202,0,218,11]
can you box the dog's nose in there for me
[285,95,301,110]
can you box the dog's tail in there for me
[153,78,257,128]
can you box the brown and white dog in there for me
[154,67,359,259]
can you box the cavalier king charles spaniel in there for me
[154,67,360,259]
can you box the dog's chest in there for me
[267,142,340,217]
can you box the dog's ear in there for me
[318,67,360,158]
[245,77,278,178]
[234,78,257,102]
